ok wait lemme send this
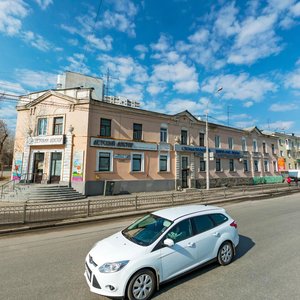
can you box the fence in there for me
[0,183,298,226]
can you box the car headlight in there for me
[99,260,129,273]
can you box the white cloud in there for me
[290,2,300,16]
[165,99,205,115]
[263,120,295,131]
[65,54,91,75]
[22,31,52,51]
[0,0,29,36]
[34,0,53,10]
[146,82,166,96]
[86,34,113,51]
[15,69,57,89]
[269,102,299,111]
[244,101,254,107]
[285,68,300,89]
[202,73,277,101]
[0,80,26,95]
[188,29,209,44]
[134,44,148,59]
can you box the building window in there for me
[244,160,249,172]
[264,160,269,172]
[199,132,205,147]
[132,153,144,172]
[254,160,259,172]
[97,151,113,172]
[242,137,247,151]
[181,130,188,145]
[37,118,47,136]
[216,158,221,171]
[200,158,206,172]
[133,123,142,141]
[279,139,283,146]
[160,127,168,143]
[273,161,277,172]
[159,154,168,172]
[280,150,283,157]
[253,139,258,152]
[271,144,275,154]
[100,118,111,137]
[215,136,220,148]
[228,137,233,150]
[262,142,267,153]
[53,117,63,135]
[229,159,234,172]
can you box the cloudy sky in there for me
[1,0,300,134]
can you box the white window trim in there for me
[37,117,48,136]
[242,137,247,151]
[96,150,113,172]
[131,152,144,172]
[160,125,168,143]
[228,137,234,150]
[253,139,258,152]
[254,159,260,172]
[215,135,221,148]
[264,160,269,172]
[158,152,170,172]
[181,127,189,145]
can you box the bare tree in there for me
[0,120,9,177]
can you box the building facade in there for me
[12,87,281,196]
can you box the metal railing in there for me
[0,183,298,226]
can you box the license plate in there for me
[85,263,91,281]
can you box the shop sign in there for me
[27,135,65,146]
[91,138,157,151]
[174,144,206,153]
[215,149,242,158]
[278,157,286,171]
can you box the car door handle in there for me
[187,242,195,248]
[213,232,220,237]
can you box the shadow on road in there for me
[154,234,255,298]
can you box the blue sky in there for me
[1,0,300,134]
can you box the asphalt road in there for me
[0,194,299,300]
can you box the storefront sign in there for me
[174,144,206,153]
[12,152,23,180]
[27,135,65,146]
[91,138,157,151]
[215,149,242,158]
[72,151,84,182]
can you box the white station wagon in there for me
[84,205,239,300]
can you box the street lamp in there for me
[205,87,223,190]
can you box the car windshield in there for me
[122,214,172,246]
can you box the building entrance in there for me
[33,153,45,183]
[50,152,62,183]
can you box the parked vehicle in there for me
[84,205,239,300]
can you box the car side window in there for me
[209,213,228,226]
[192,215,214,234]
[166,219,193,243]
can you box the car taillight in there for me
[230,221,237,228]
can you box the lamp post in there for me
[205,86,223,190]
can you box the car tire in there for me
[127,269,156,300]
[218,241,234,266]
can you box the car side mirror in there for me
[163,238,174,247]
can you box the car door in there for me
[159,218,199,281]
[191,215,218,264]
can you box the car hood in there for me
[89,231,148,265]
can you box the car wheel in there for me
[218,241,234,266]
[127,269,156,300]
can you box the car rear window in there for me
[209,213,228,226]
[192,215,214,234]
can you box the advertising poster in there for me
[72,151,84,182]
[277,157,285,172]
[12,153,23,181]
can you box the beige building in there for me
[12,86,281,196]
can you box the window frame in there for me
[216,158,222,172]
[96,150,113,172]
[133,123,143,141]
[199,132,205,147]
[160,127,168,143]
[53,116,64,135]
[159,153,169,172]
[264,160,269,172]
[181,130,188,145]
[242,137,247,151]
[243,159,249,172]
[131,152,144,172]
[37,118,47,136]
[199,158,206,172]
[215,135,221,148]
[100,118,111,137]
[228,137,234,150]
[229,158,234,172]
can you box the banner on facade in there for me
[277,157,285,171]
[12,153,23,181]
[72,151,84,182]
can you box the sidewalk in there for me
[1,184,299,235]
